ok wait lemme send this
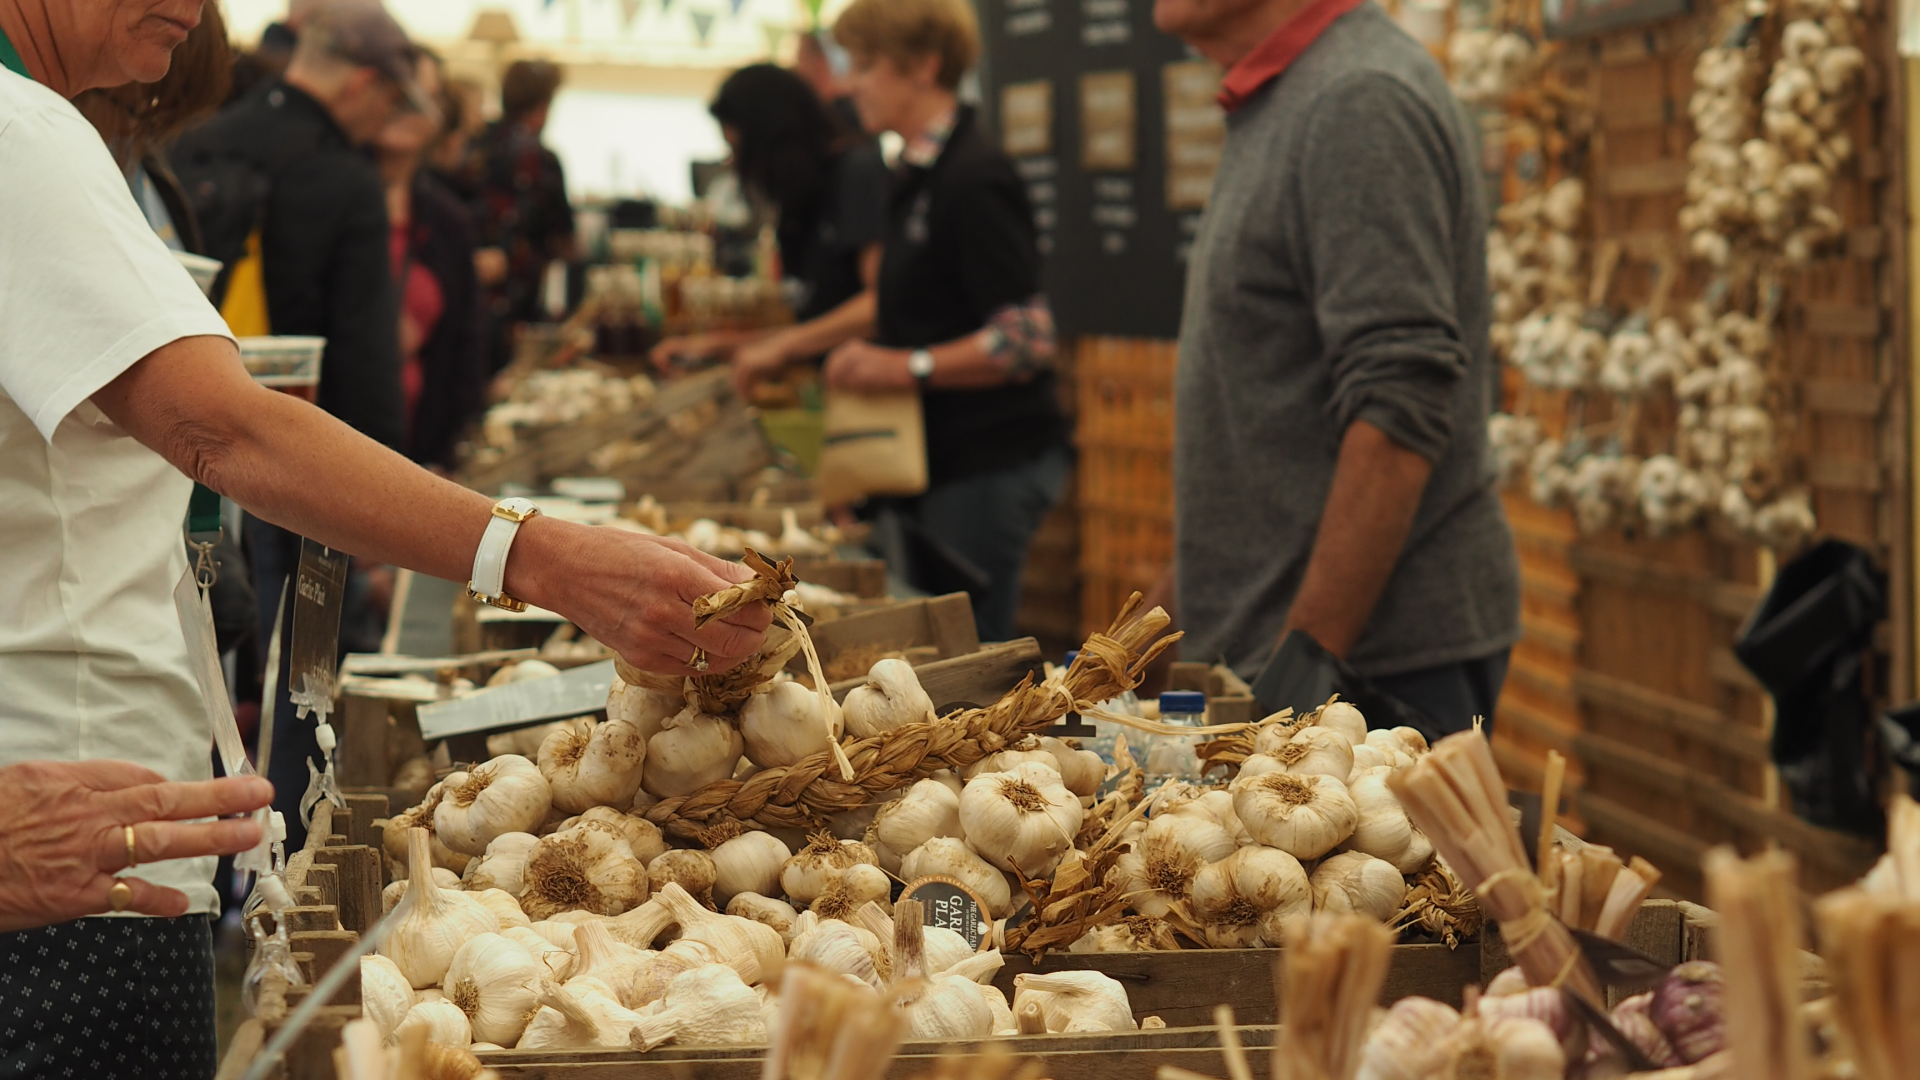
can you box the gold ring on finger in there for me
[689,646,710,673]
[125,825,139,870]
[108,880,133,913]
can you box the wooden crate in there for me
[796,592,981,684]
[1076,337,1179,638]
[791,557,889,599]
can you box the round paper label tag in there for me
[900,876,993,951]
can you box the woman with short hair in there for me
[826,0,1071,642]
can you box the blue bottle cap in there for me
[1158,691,1207,715]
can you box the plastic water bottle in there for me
[1143,691,1207,787]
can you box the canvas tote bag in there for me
[816,390,929,505]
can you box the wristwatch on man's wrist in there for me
[908,348,936,387]
[468,497,541,611]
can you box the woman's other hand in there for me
[730,333,795,396]
[650,333,730,374]
[0,764,273,933]
[506,518,773,677]
[824,340,913,392]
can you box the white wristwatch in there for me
[468,497,541,611]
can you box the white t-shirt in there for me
[0,70,236,914]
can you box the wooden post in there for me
[283,906,341,934]
[341,793,389,850]
[303,862,339,910]
[274,1005,361,1080]
[338,694,391,790]
[288,930,361,1003]
[312,846,381,934]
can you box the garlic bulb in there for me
[381,785,473,876]
[1311,851,1408,921]
[560,806,668,864]
[739,681,842,768]
[518,978,644,1050]
[1481,986,1585,1062]
[641,707,745,798]
[628,938,718,1007]
[958,762,1085,878]
[1390,727,1428,755]
[963,749,1060,781]
[725,892,799,943]
[1230,771,1357,860]
[788,917,884,988]
[566,921,651,1002]
[1112,813,1237,917]
[629,964,768,1050]
[435,755,553,857]
[1069,915,1180,953]
[1012,971,1135,1032]
[606,676,682,741]
[1357,997,1460,1080]
[384,867,460,913]
[810,863,892,921]
[539,718,647,814]
[1313,700,1368,744]
[872,778,963,856]
[462,832,540,896]
[1345,768,1435,874]
[445,933,542,1046]
[1442,1016,1565,1080]
[382,828,502,988]
[1485,966,1529,998]
[980,983,1017,1035]
[901,837,1013,917]
[647,849,719,909]
[523,920,579,950]
[780,834,879,903]
[841,658,936,738]
[502,926,573,979]
[1164,789,1254,847]
[1271,726,1356,781]
[360,955,416,1043]
[395,1000,471,1048]
[895,973,997,1039]
[486,714,586,759]
[652,882,785,986]
[519,826,647,919]
[1251,711,1311,755]
[1188,845,1312,947]
[1038,737,1106,797]
[710,831,791,907]
[468,888,532,929]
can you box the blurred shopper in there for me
[376,50,485,471]
[1153,0,1521,734]
[464,59,575,373]
[794,28,865,141]
[828,0,1070,642]
[230,0,331,101]
[651,64,889,395]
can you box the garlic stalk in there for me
[888,899,995,1040]
[629,938,720,1007]
[394,1000,471,1048]
[871,778,963,857]
[1012,971,1135,1032]
[385,867,460,914]
[381,828,502,988]
[1312,851,1409,921]
[565,921,651,1003]
[726,892,800,943]
[1112,813,1237,917]
[740,680,843,768]
[518,826,647,919]
[359,955,417,1044]
[445,933,542,1046]
[641,706,745,799]
[462,832,540,896]
[629,964,769,1050]
[434,755,553,857]
[958,761,1085,878]
[1230,771,1358,860]
[518,978,643,1050]
[647,849,719,909]
[501,925,573,979]
[1188,844,1312,948]
[652,881,785,986]
[539,718,648,813]
[710,830,791,907]
[780,833,880,904]
[900,837,1013,917]
[841,658,936,738]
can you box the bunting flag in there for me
[690,7,717,43]
[802,0,824,27]
[761,19,787,55]
[619,0,643,24]
[729,0,749,13]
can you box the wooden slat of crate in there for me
[796,593,980,681]
[1075,337,1177,637]
[790,557,889,599]
[661,501,823,532]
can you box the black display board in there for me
[977,0,1221,340]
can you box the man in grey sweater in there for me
[1155,0,1521,733]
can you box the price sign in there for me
[901,877,993,951]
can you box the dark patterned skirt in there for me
[0,916,216,1080]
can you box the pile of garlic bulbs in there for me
[614,501,844,561]
[476,368,655,454]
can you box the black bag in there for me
[1248,630,1446,747]
[1733,539,1886,836]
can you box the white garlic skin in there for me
[434,755,554,857]
[518,827,648,919]
[647,848,719,907]
[359,955,417,1044]
[709,831,791,907]
[725,892,799,943]
[1112,813,1237,917]
[463,832,541,896]
[739,681,841,768]
[872,778,963,856]
[788,918,885,988]
[395,1000,471,1048]
[896,973,998,1039]
[1038,737,1107,797]
[468,888,532,929]
[1314,700,1368,744]
[1273,726,1356,781]
[629,964,768,1050]
[382,828,503,988]
[539,718,648,814]
[901,836,1014,917]
[1012,970,1135,1032]
[1311,851,1408,921]
[559,806,668,864]
[958,761,1085,879]
[1230,770,1358,860]
[502,925,574,979]
[606,676,682,742]
[1357,996,1460,1080]
[445,932,544,1046]
[642,708,745,799]
[842,658,936,738]
[1187,844,1311,947]
[779,836,879,903]
[518,979,645,1050]
[1345,767,1435,874]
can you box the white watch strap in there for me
[469,512,523,600]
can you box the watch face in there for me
[910,351,936,378]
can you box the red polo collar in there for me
[1216,0,1367,112]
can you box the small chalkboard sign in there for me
[901,877,993,951]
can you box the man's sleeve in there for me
[834,147,893,252]
[0,107,232,440]
[300,164,404,449]
[1300,73,1471,465]
[950,163,1044,325]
